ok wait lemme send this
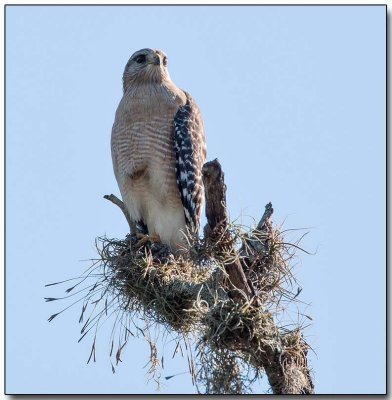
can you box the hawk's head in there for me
[123,48,170,91]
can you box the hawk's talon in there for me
[134,233,161,248]
[135,234,149,248]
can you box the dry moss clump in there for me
[46,209,313,394]
[96,234,227,332]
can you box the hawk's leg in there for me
[135,233,161,248]
[130,220,138,236]
[129,220,138,249]
[129,220,161,249]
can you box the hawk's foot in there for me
[134,233,161,248]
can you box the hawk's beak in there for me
[147,54,160,66]
[152,55,160,66]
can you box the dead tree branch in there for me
[202,159,255,303]
[202,159,314,394]
[104,194,132,230]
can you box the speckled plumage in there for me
[111,48,206,249]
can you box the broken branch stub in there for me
[104,194,132,231]
[202,159,254,302]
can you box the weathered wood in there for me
[257,202,273,232]
[202,159,228,232]
[262,336,315,394]
[240,202,274,277]
[104,194,134,232]
[202,159,254,302]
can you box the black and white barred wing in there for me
[174,92,207,235]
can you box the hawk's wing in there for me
[174,92,206,234]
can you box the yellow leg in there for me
[134,233,161,248]
[135,233,149,247]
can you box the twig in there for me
[104,194,132,231]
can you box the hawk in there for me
[111,48,207,250]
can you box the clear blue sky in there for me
[5,5,386,395]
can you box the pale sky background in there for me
[5,5,386,395]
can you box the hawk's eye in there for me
[163,56,168,66]
[135,54,146,64]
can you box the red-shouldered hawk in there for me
[111,48,206,250]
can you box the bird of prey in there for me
[111,48,206,250]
